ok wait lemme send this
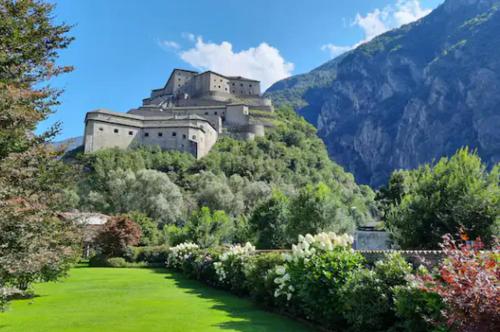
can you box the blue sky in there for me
[45,0,443,140]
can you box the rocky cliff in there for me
[266,0,500,187]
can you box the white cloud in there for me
[322,0,432,58]
[393,0,432,25]
[158,40,180,51]
[176,36,294,90]
[321,44,353,58]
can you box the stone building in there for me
[84,69,274,158]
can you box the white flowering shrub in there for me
[274,232,354,299]
[166,242,199,270]
[213,242,255,294]
[274,232,363,327]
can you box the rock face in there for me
[266,0,500,187]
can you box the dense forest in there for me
[64,106,378,249]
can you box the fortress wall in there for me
[207,72,230,94]
[84,110,218,158]
[225,105,250,127]
[84,120,141,153]
[229,79,260,95]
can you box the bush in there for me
[192,247,224,286]
[95,215,142,257]
[274,233,363,328]
[127,212,161,246]
[88,254,109,267]
[245,253,284,307]
[89,255,146,268]
[162,225,188,246]
[128,246,169,265]
[339,253,413,331]
[166,242,200,271]
[106,257,128,268]
[393,285,446,332]
[415,235,499,331]
[213,243,255,295]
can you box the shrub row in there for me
[89,245,170,268]
[165,233,447,332]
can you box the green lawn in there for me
[0,267,312,332]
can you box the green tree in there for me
[383,148,500,249]
[249,190,290,249]
[83,168,184,225]
[287,182,356,240]
[185,207,233,248]
[0,0,78,301]
[127,212,160,246]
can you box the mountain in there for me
[266,0,500,187]
[51,136,83,152]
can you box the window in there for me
[232,83,235,86]
[218,85,221,88]
[192,135,196,140]
[172,132,177,137]
[249,84,252,87]
[204,111,209,115]
[225,88,228,91]
[220,79,223,82]
[128,131,133,135]
[182,134,186,139]
[144,132,149,137]
[240,83,243,87]
[214,111,218,115]
[99,127,103,131]
[158,132,163,137]
[114,129,119,133]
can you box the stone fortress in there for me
[84,69,274,158]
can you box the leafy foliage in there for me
[127,212,161,246]
[0,0,73,158]
[339,253,413,331]
[0,0,78,305]
[381,148,500,249]
[81,168,184,225]
[185,207,233,248]
[245,253,285,307]
[249,190,290,249]
[95,215,142,257]
[288,182,356,240]
[415,234,500,332]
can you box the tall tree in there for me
[0,0,78,301]
[383,148,500,249]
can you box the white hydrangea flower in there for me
[274,232,353,301]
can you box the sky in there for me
[45,0,444,140]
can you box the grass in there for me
[0,267,312,332]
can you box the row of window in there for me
[212,79,253,88]
[211,86,254,95]
[99,127,196,140]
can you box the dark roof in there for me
[172,68,199,74]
